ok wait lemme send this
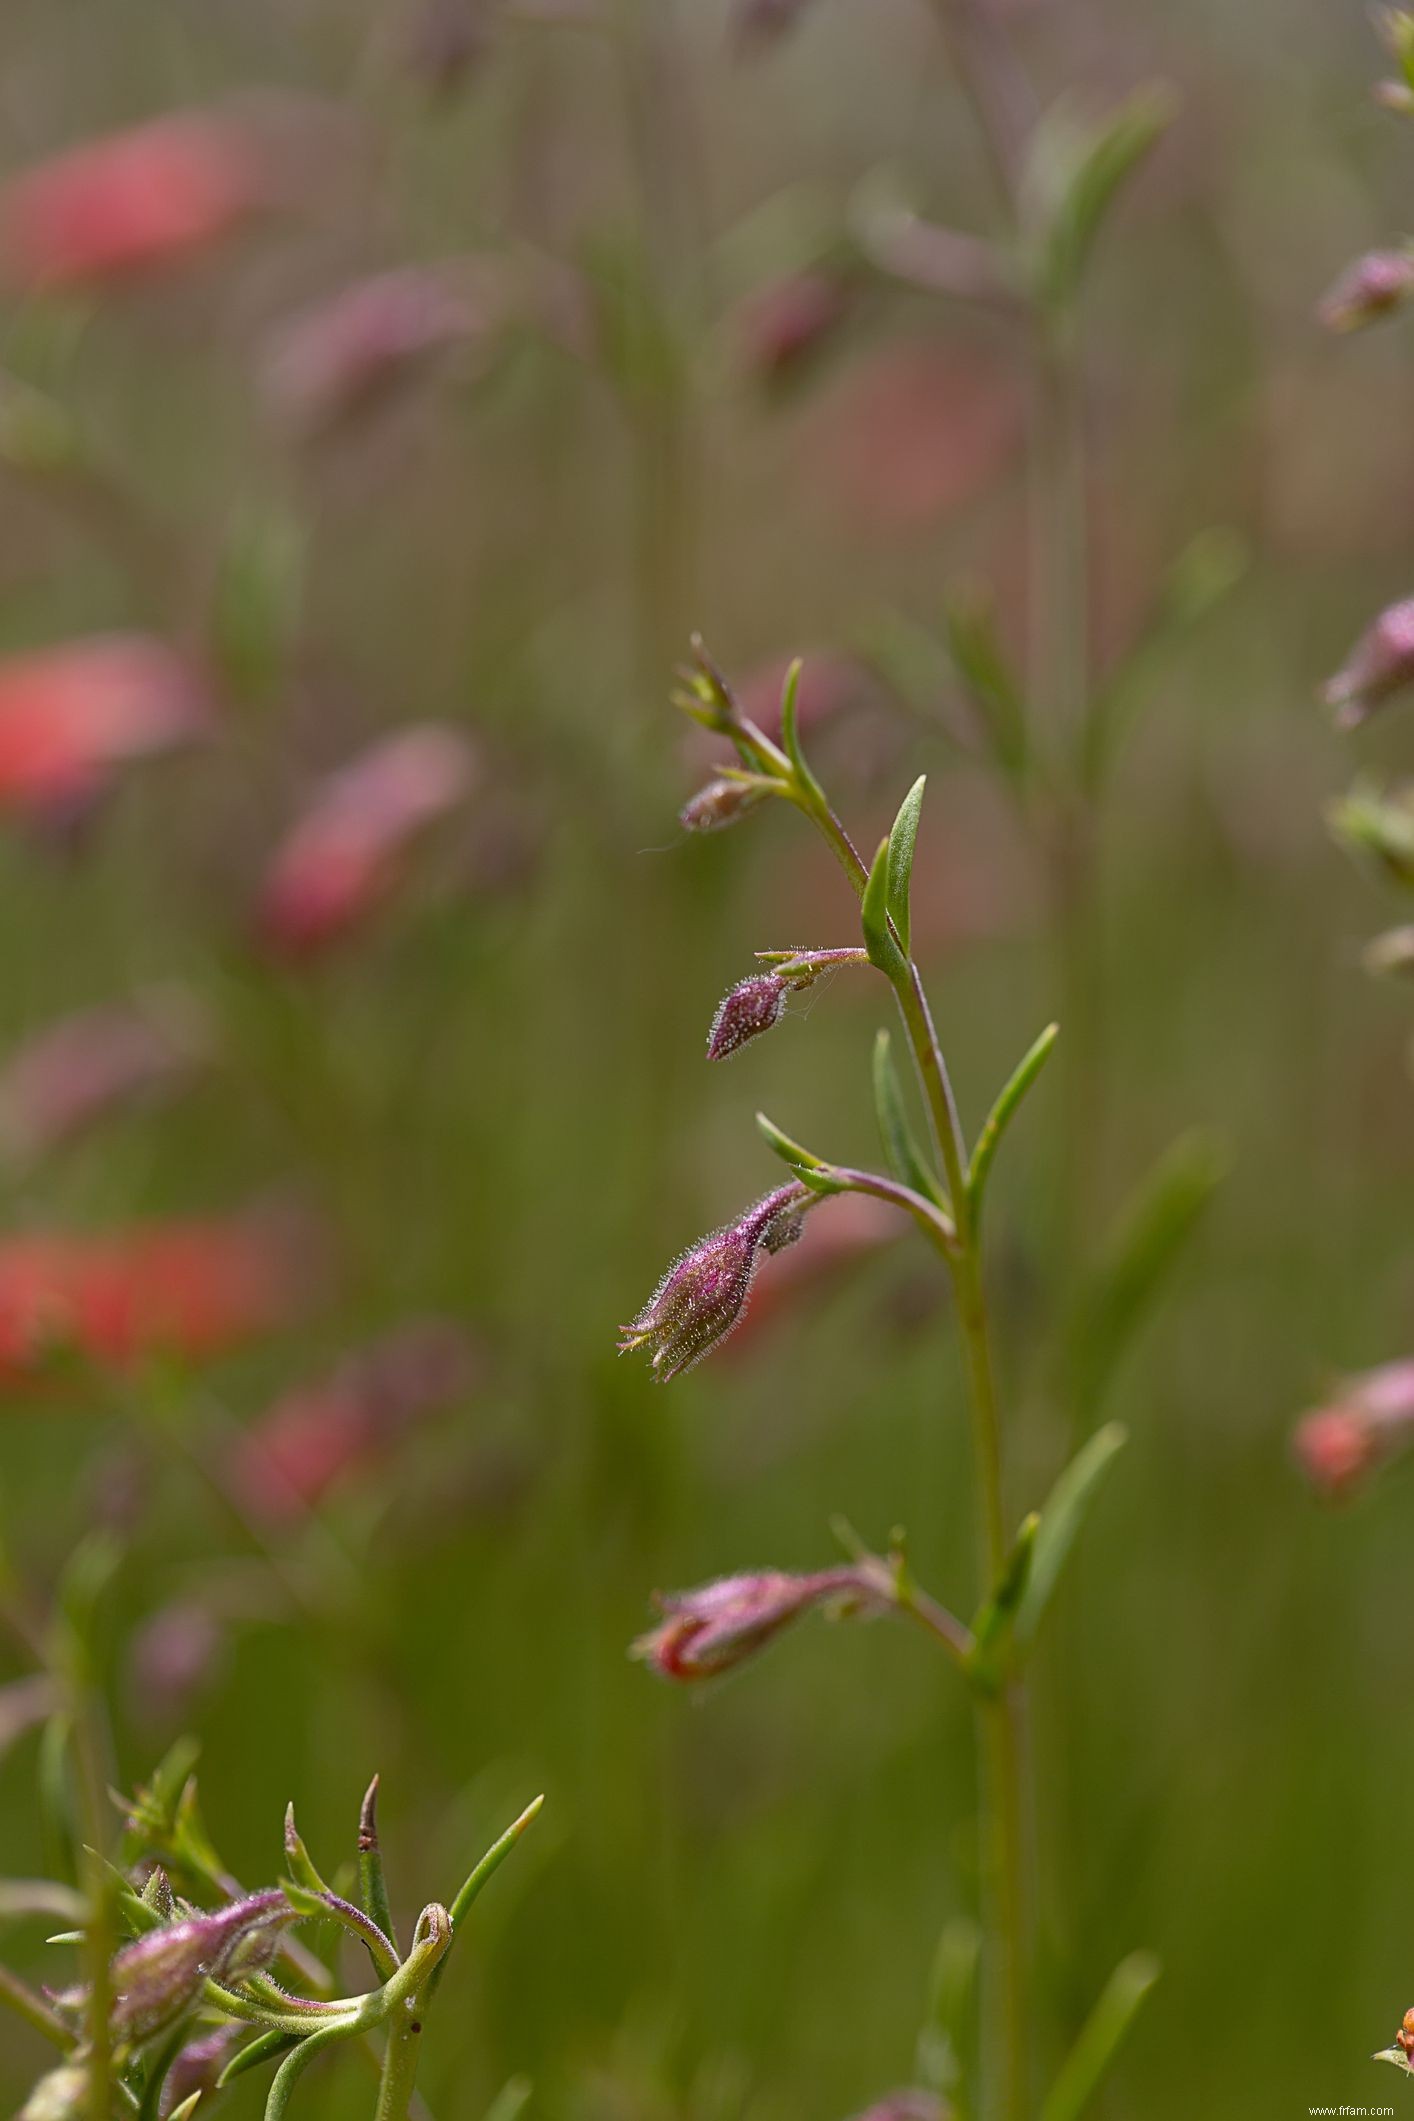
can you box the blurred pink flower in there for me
[264,261,505,439]
[1294,1358,1414,1500]
[129,1600,225,1725]
[258,725,479,956]
[635,1564,886,1681]
[0,113,266,293]
[735,271,854,385]
[0,1210,319,1388]
[720,1192,900,1355]
[0,636,207,820]
[229,1321,481,1522]
[0,991,208,1164]
[811,340,1022,536]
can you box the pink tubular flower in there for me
[0,992,207,1165]
[1324,598,1414,728]
[229,1321,480,1522]
[106,1891,292,2039]
[0,1210,318,1388]
[635,1564,887,1681]
[619,1184,810,1380]
[0,113,266,293]
[0,636,207,820]
[258,724,478,956]
[1294,1358,1414,1500]
[1318,249,1414,332]
[263,261,503,439]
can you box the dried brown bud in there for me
[679,776,766,834]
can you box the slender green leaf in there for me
[967,1023,1060,1215]
[779,659,806,775]
[219,2029,299,2087]
[873,1030,945,1207]
[355,1776,399,1959]
[485,2079,534,2121]
[1029,85,1178,307]
[1064,1130,1227,1418]
[755,1111,827,1175]
[1015,1424,1127,1648]
[1040,1951,1160,2121]
[967,1514,1039,1689]
[861,837,902,973]
[167,2098,203,2121]
[885,775,926,954]
[916,1917,982,2104]
[449,1796,545,1935]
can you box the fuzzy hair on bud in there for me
[706,972,791,1061]
[634,1564,884,1681]
[1318,249,1414,331]
[100,1889,293,2040]
[1325,598,1414,727]
[619,1184,811,1379]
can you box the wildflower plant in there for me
[621,641,1157,2121]
[5,1734,540,2121]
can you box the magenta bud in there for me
[107,1889,292,2039]
[679,776,766,834]
[160,2026,243,2115]
[1294,1357,1414,1501]
[1324,598,1414,727]
[634,1564,885,1681]
[619,1184,810,1379]
[707,972,790,1061]
[1318,249,1414,331]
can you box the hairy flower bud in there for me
[707,973,791,1061]
[679,776,766,834]
[1318,249,1414,331]
[106,1889,292,2039]
[635,1564,886,1681]
[1325,599,1414,727]
[1294,1358,1414,1500]
[160,2026,244,2115]
[619,1184,811,1379]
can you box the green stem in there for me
[374,1999,426,2121]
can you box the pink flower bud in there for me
[635,1564,885,1681]
[0,114,267,294]
[619,1184,810,1379]
[0,637,208,820]
[1318,249,1414,332]
[258,725,478,956]
[679,777,767,833]
[159,2026,243,2115]
[1294,1358,1414,1500]
[736,271,852,383]
[130,1601,225,1725]
[707,973,791,1060]
[105,1890,292,2039]
[264,262,503,439]
[1324,598,1414,727]
[0,992,207,1165]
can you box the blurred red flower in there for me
[0,113,266,293]
[0,1213,315,1386]
[258,724,479,957]
[811,339,1021,536]
[229,1321,480,1522]
[0,636,207,819]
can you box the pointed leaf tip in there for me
[885,774,926,954]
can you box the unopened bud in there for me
[619,1184,811,1379]
[107,1889,292,2039]
[1318,249,1414,331]
[635,1563,886,1681]
[1325,599,1414,727]
[1329,783,1414,885]
[707,972,791,1060]
[679,777,766,834]
[161,2027,243,2115]
[1294,1358,1414,1500]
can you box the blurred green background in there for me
[0,1,1411,2115]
